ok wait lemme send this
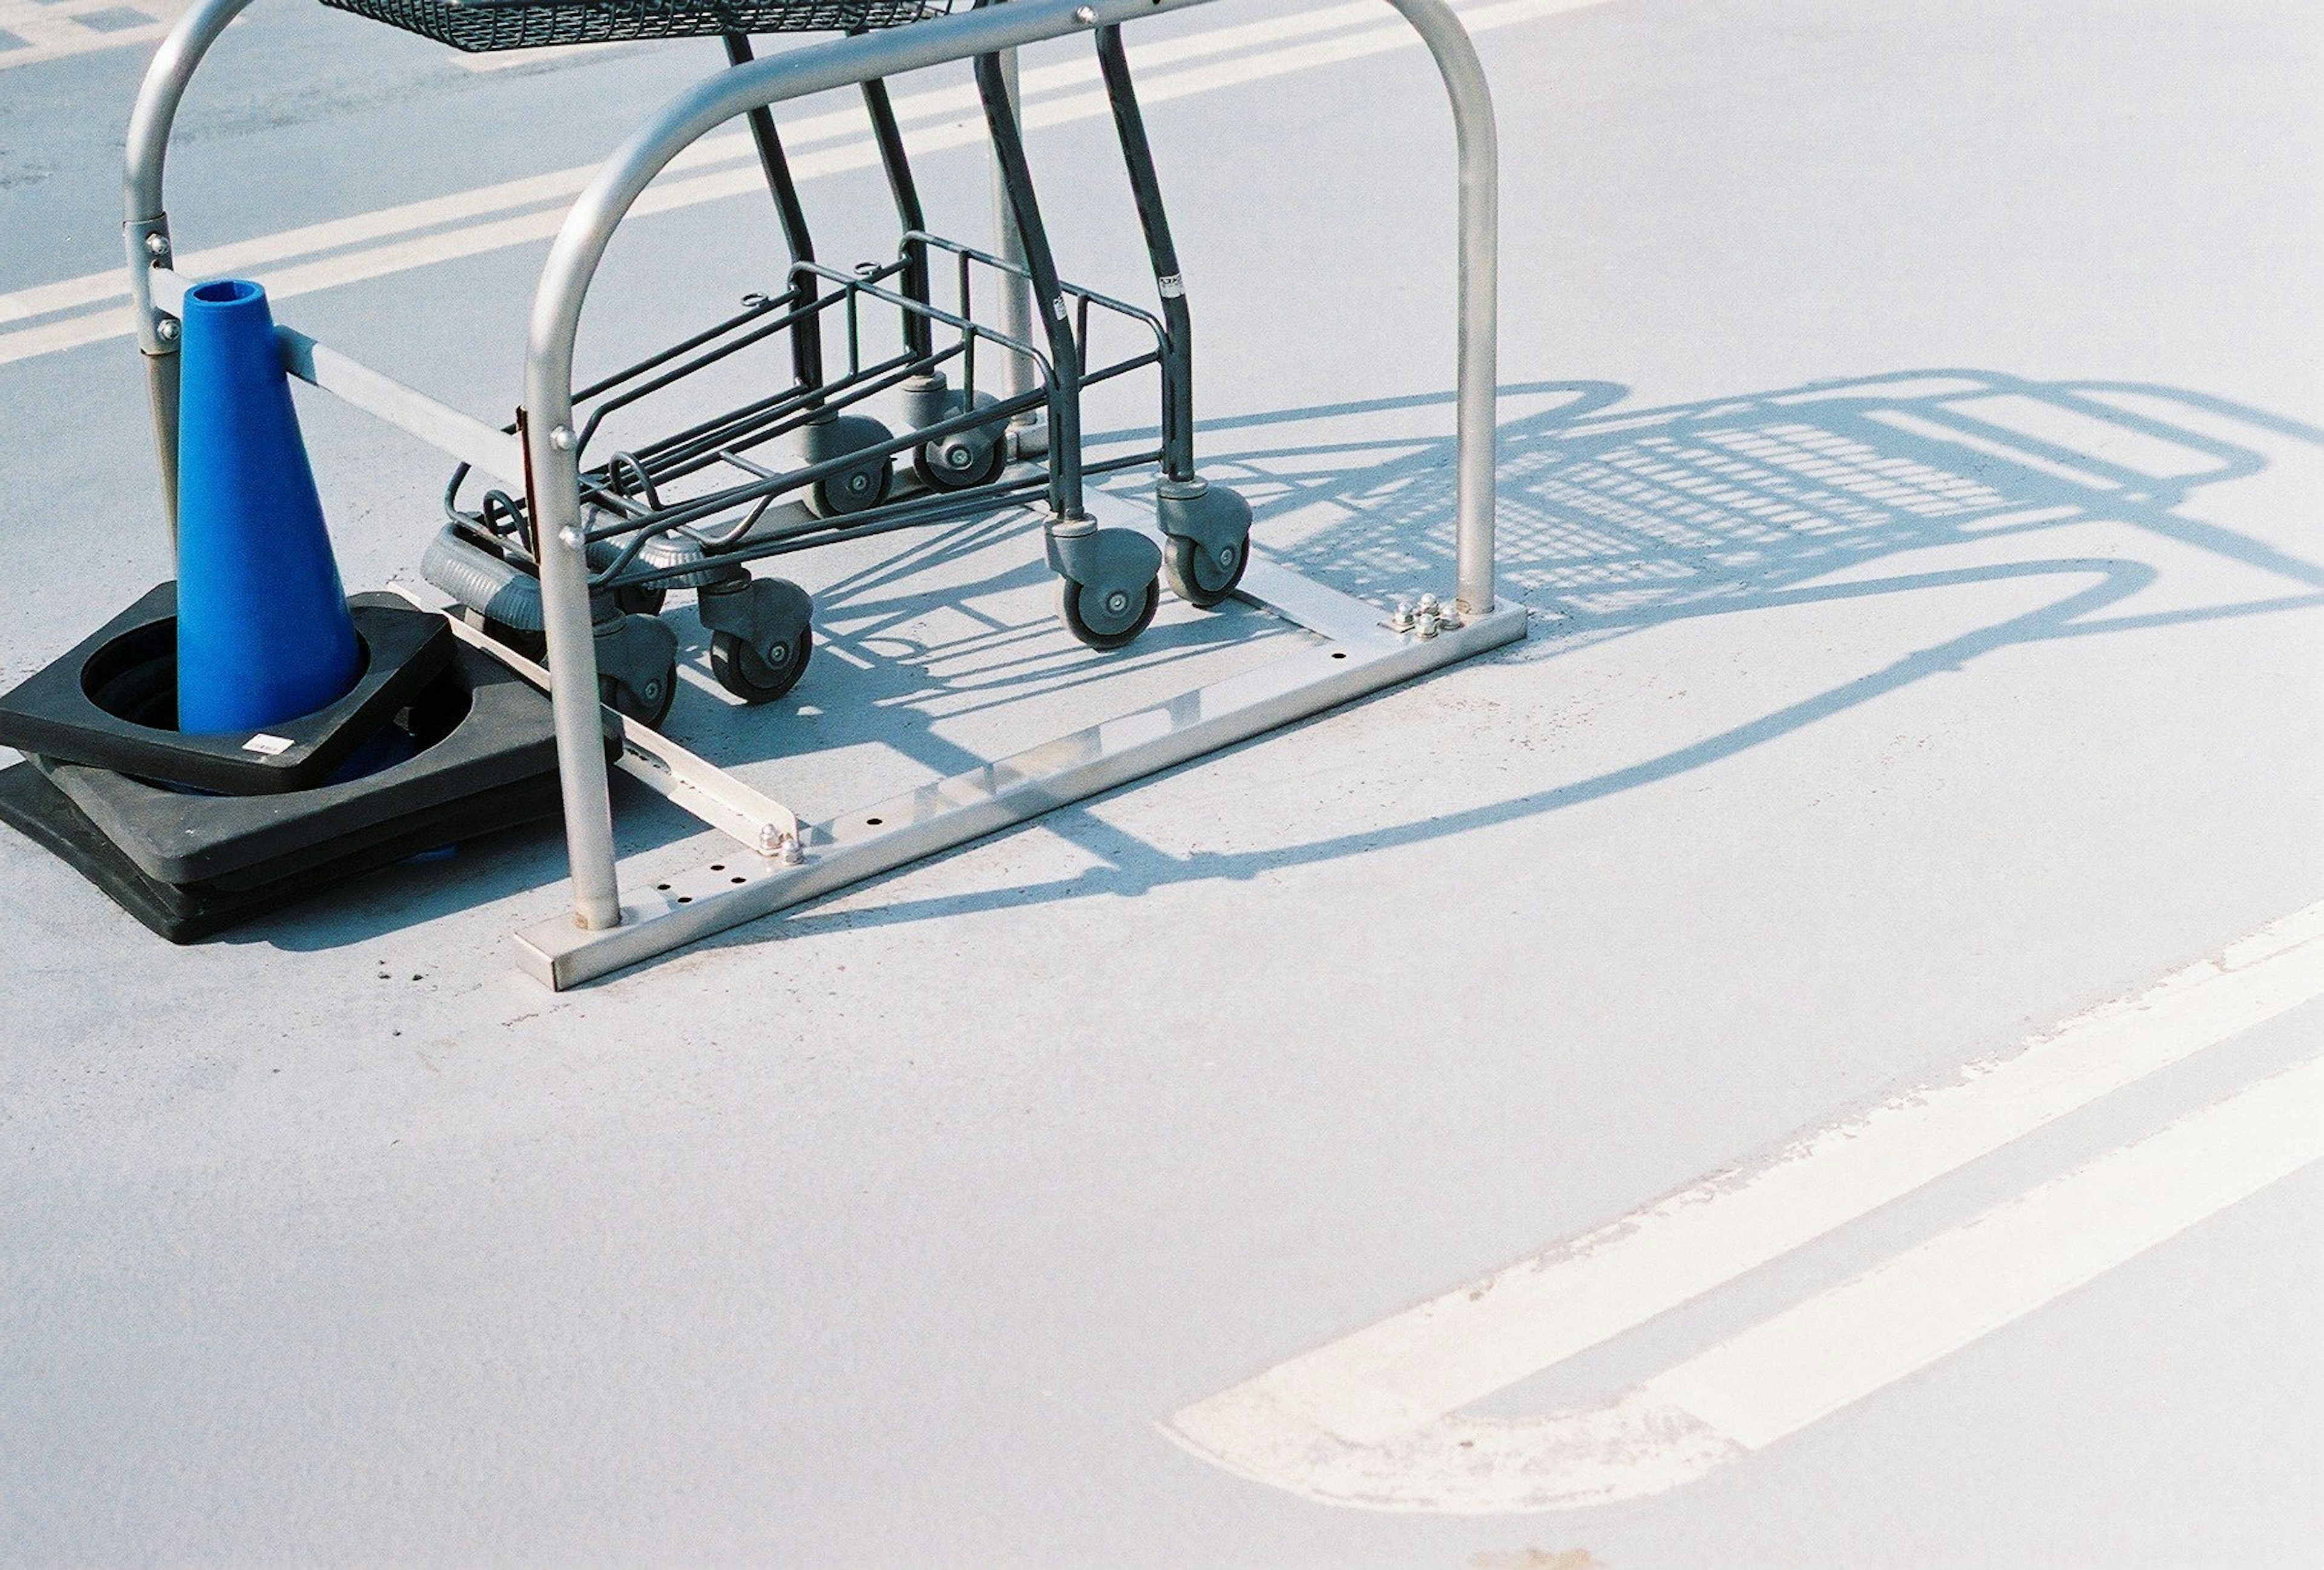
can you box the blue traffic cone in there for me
[174,278,362,736]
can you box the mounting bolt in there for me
[780,833,806,866]
[548,425,577,452]
[1414,594,1441,639]
[143,232,169,258]
[557,525,586,550]
[1074,5,1095,20]
[153,316,179,343]
[1390,597,1416,634]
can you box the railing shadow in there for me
[241,369,2324,956]
[691,367,2324,944]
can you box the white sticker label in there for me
[1157,273,1185,298]
[1050,295,1069,321]
[242,733,295,757]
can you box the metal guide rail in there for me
[123,0,1525,987]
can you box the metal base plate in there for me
[505,547,1525,989]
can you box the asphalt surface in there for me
[0,1,2319,1564]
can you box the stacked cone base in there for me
[0,585,453,795]
[0,642,602,943]
[0,762,560,943]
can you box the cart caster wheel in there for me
[461,607,546,662]
[1162,532,1249,609]
[600,663,676,729]
[1058,574,1160,651]
[803,413,896,517]
[613,582,667,617]
[913,427,1007,492]
[813,456,892,516]
[709,626,811,705]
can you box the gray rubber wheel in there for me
[913,431,1007,492]
[811,452,893,516]
[1057,575,1160,651]
[708,626,811,705]
[1162,533,1250,610]
[599,662,675,729]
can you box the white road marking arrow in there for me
[1164,904,2324,1512]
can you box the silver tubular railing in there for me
[1385,0,1500,620]
[120,0,1504,937]
[123,0,267,541]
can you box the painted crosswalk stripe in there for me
[1163,903,2324,1511]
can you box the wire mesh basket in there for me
[319,0,956,51]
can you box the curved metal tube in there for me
[528,0,1501,928]
[1382,0,1498,619]
[122,0,266,534]
[122,0,1503,932]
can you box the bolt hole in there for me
[655,883,671,891]
[678,896,693,904]
[711,863,725,872]
[730,876,746,885]
[865,816,884,826]
[1331,651,1348,660]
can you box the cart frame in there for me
[123,0,1524,987]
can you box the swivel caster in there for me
[592,611,680,729]
[1049,523,1164,652]
[709,628,810,703]
[1058,576,1160,651]
[1161,534,1248,609]
[698,576,813,706]
[911,390,1008,492]
[1156,476,1253,611]
[599,665,675,729]
[801,413,896,517]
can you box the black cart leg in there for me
[975,45,1160,647]
[973,47,1083,519]
[721,32,824,398]
[1093,25,1252,609]
[859,72,933,363]
[1095,23,1192,482]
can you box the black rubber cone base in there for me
[0,583,455,795]
[34,641,591,885]
[0,760,561,944]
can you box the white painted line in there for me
[0,0,1615,366]
[1164,903,2324,1511]
[0,0,182,74]
[1645,1056,2324,1450]
[0,0,1410,328]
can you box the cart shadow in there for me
[237,368,2324,958]
[683,366,2324,948]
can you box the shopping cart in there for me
[308,0,1264,728]
[119,0,1524,985]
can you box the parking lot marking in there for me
[0,0,180,73]
[0,0,1613,366]
[1164,904,2324,1511]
